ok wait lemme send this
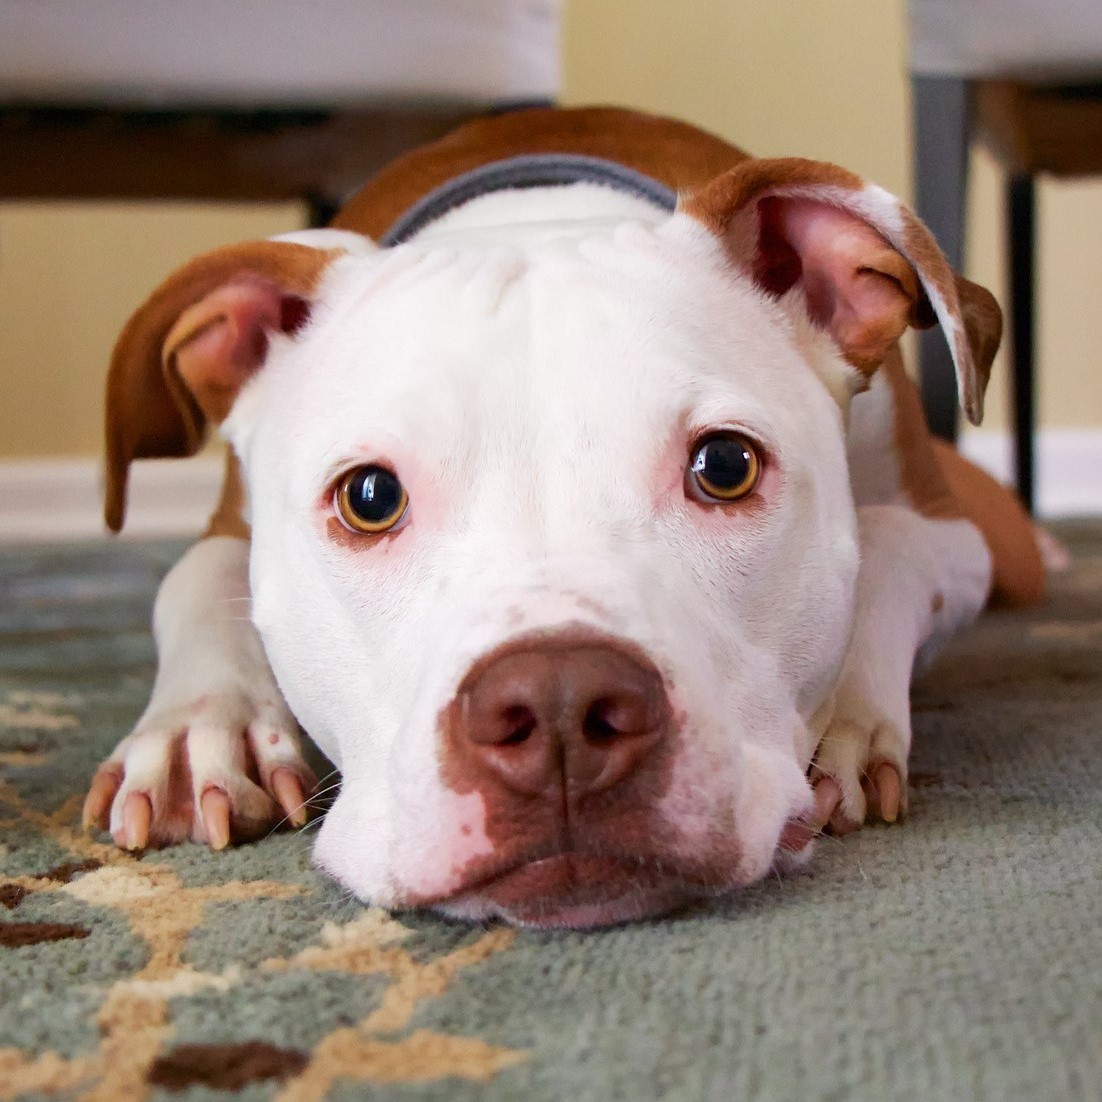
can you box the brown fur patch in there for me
[899,209,1001,424]
[147,1041,308,1091]
[954,274,1003,400]
[682,157,864,237]
[203,452,251,540]
[0,921,90,947]
[881,350,963,521]
[333,105,748,239]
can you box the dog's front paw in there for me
[83,691,317,851]
[808,694,908,837]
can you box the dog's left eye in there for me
[334,465,408,534]
[687,433,761,502]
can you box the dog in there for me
[83,107,1044,928]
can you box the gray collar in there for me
[379,153,677,247]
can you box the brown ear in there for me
[954,272,1002,389]
[683,159,1001,425]
[104,241,342,532]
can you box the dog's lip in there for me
[418,849,726,927]
[480,854,647,906]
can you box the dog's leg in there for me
[83,536,317,850]
[809,504,992,832]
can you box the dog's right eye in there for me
[686,432,761,503]
[334,466,408,534]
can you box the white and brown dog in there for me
[85,107,1044,928]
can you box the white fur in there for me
[846,372,907,507]
[103,181,993,925]
[104,537,305,843]
[225,203,861,916]
[816,506,991,823]
[414,182,668,244]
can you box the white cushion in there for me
[0,0,560,106]
[910,0,1102,78]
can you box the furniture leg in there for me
[1006,172,1037,513]
[912,76,972,443]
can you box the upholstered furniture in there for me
[0,0,560,223]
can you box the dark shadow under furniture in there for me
[0,103,497,228]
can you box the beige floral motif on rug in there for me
[0,775,521,1099]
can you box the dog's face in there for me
[106,157,991,927]
[221,216,856,925]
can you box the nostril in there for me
[583,700,618,743]
[583,696,649,743]
[499,705,537,746]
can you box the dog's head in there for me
[105,158,998,927]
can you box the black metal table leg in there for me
[305,193,339,228]
[1006,172,1036,513]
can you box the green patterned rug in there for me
[1,527,1100,1101]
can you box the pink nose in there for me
[449,640,669,799]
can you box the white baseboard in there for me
[958,429,1102,519]
[0,432,1098,543]
[0,456,224,543]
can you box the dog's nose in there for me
[452,642,668,798]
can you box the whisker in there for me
[264,797,337,839]
[261,775,342,839]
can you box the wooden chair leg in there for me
[913,76,972,443]
[1006,172,1037,514]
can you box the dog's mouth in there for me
[415,802,823,928]
[422,850,725,929]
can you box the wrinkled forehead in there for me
[252,222,806,476]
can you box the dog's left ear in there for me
[683,159,1001,424]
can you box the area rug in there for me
[1,524,1100,1102]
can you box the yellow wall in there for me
[0,202,301,457]
[2,0,1099,459]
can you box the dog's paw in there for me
[82,690,317,851]
[808,699,909,837]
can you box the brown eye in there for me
[688,433,761,502]
[335,465,408,533]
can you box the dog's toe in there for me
[868,761,903,823]
[88,692,317,852]
[82,764,123,832]
[812,713,909,834]
[116,791,153,851]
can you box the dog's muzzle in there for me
[430,631,688,924]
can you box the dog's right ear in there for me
[104,237,358,532]
[682,159,1001,425]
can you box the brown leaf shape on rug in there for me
[0,921,90,947]
[43,859,103,882]
[0,885,27,910]
[147,1041,309,1091]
